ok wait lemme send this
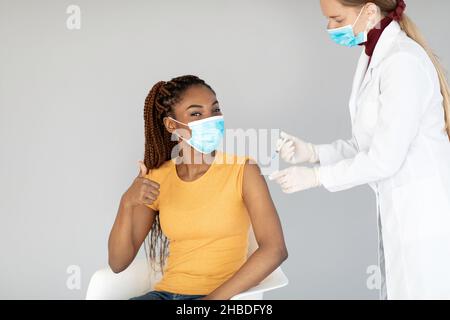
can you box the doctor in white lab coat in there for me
[270,0,450,299]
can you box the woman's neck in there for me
[176,146,216,180]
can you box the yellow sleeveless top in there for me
[145,151,252,295]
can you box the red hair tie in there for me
[388,0,406,21]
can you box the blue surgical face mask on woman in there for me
[168,115,225,154]
[327,7,367,47]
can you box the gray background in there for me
[1,0,449,299]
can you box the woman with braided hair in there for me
[270,0,450,299]
[108,75,288,300]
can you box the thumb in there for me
[138,160,149,178]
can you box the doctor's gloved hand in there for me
[269,166,321,194]
[277,131,319,165]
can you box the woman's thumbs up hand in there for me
[122,160,160,208]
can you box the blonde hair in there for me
[340,0,450,140]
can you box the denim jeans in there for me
[129,290,206,300]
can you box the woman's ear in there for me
[163,116,191,141]
[366,3,381,28]
[163,117,176,134]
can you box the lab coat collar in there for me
[356,21,402,98]
[367,20,402,69]
[349,21,403,123]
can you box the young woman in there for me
[108,75,288,300]
[270,0,450,299]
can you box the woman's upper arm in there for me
[242,160,287,254]
[131,204,156,252]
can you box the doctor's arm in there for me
[277,131,358,166]
[315,137,360,166]
[319,53,433,192]
[202,160,288,300]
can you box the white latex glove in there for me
[269,166,321,194]
[276,131,319,165]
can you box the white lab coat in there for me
[316,21,450,299]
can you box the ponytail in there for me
[143,81,178,170]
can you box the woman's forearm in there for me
[108,197,137,273]
[204,246,288,300]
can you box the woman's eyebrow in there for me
[186,101,219,110]
[186,105,203,110]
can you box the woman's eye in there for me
[214,107,221,113]
[191,112,202,117]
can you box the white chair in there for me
[86,227,288,300]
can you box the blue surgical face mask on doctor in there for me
[168,115,225,154]
[327,7,368,47]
